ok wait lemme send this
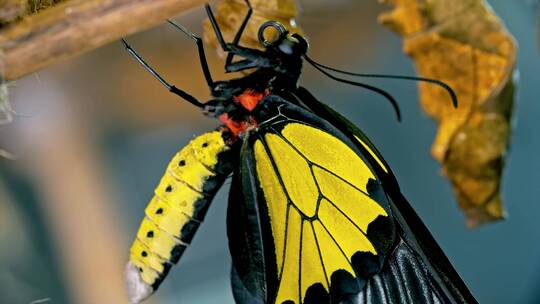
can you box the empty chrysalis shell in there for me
[203,0,303,56]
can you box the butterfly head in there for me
[258,21,309,57]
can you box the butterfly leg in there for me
[121,38,204,108]
[225,0,253,67]
[205,3,230,53]
[166,20,215,89]
[205,2,271,74]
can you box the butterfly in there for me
[122,1,477,303]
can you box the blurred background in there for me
[0,0,539,303]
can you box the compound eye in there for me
[258,21,288,47]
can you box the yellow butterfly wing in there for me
[253,122,393,304]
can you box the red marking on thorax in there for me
[220,89,267,137]
[234,89,268,111]
[219,113,258,137]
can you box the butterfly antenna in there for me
[306,55,458,108]
[304,55,401,122]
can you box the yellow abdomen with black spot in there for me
[126,130,234,304]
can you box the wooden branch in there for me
[0,0,26,24]
[0,0,207,81]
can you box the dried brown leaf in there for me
[379,0,517,227]
[203,0,302,56]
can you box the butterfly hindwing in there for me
[227,139,272,303]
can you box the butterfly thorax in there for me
[210,88,270,138]
[202,32,307,139]
[204,69,300,138]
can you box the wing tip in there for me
[125,262,153,304]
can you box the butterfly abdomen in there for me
[126,130,235,304]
